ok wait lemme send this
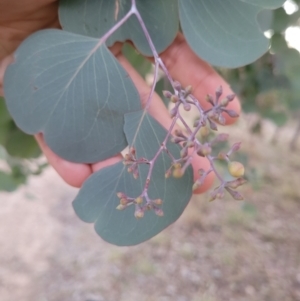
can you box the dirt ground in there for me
[1,116,300,301]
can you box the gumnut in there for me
[199,126,210,137]
[206,94,214,106]
[116,204,126,210]
[171,95,179,103]
[228,161,245,178]
[153,198,163,205]
[173,167,184,178]
[225,109,239,118]
[135,197,143,204]
[154,208,164,217]
[163,90,172,98]
[185,85,193,96]
[220,98,229,107]
[174,81,181,91]
[197,144,212,157]
[120,198,128,205]
[134,210,144,219]
[215,86,223,99]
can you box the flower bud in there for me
[206,94,214,106]
[192,182,200,191]
[228,161,245,178]
[170,107,177,118]
[133,170,139,179]
[153,198,163,205]
[208,119,218,131]
[129,147,136,155]
[124,154,131,161]
[197,144,211,157]
[174,129,185,138]
[163,90,172,98]
[165,169,172,178]
[185,85,193,95]
[174,81,181,91]
[217,152,228,160]
[199,126,210,137]
[226,94,235,102]
[193,119,200,128]
[180,148,188,158]
[155,208,164,217]
[135,197,143,204]
[120,198,128,205]
[226,187,244,200]
[173,168,184,178]
[186,140,194,148]
[173,163,182,169]
[135,209,144,219]
[225,109,239,118]
[226,178,247,189]
[171,95,179,103]
[117,192,126,199]
[220,98,229,107]
[215,86,223,99]
[183,103,191,111]
[218,114,226,125]
[116,204,126,210]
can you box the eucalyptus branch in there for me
[115,1,246,218]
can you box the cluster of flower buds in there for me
[116,192,164,219]
[117,84,246,219]
[122,147,149,180]
[205,86,238,128]
[163,84,246,202]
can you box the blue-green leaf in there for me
[178,0,281,67]
[59,0,179,56]
[73,112,193,246]
[240,0,285,9]
[4,29,141,163]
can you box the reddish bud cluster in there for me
[117,85,246,219]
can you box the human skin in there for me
[0,0,240,193]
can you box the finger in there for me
[0,54,14,97]
[160,34,241,125]
[35,133,92,187]
[116,53,214,193]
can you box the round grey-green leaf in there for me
[73,111,193,246]
[179,0,272,68]
[4,29,141,163]
[59,0,179,56]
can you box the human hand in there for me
[0,0,240,192]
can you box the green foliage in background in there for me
[0,97,46,192]
[221,1,300,133]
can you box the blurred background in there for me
[1,1,300,300]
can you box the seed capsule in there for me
[228,161,245,178]
[135,209,144,219]
[120,198,128,205]
[163,90,172,98]
[153,198,163,205]
[173,168,184,178]
[116,204,126,210]
[135,197,143,205]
